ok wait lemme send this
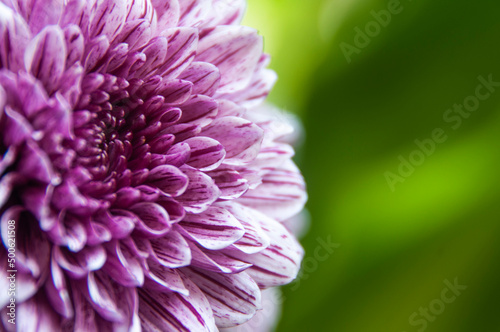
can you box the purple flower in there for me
[0,0,307,330]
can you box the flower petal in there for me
[130,202,172,238]
[158,27,198,79]
[149,229,191,268]
[0,3,31,71]
[139,277,217,332]
[177,167,220,214]
[179,61,220,96]
[238,160,307,221]
[143,259,189,295]
[224,206,303,288]
[179,205,244,250]
[197,26,262,94]
[185,136,226,171]
[184,268,261,328]
[102,240,145,287]
[24,25,66,92]
[202,116,264,164]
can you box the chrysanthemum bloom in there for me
[0,0,307,330]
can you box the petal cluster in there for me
[0,0,307,331]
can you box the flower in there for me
[0,0,307,330]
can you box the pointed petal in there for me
[0,3,31,71]
[178,94,218,127]
[207,168,249,200]
[221,202,270,255]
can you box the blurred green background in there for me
[244,0,500,331]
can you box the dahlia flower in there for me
[0,0,307,330]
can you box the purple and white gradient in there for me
[0,0,307,330]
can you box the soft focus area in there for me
[244,0,500,331]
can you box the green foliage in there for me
[245,0,500,331]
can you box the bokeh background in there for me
[244,0,500,331]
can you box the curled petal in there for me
[54,245,106,279]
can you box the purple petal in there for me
[178,0,210,27]
[151,0,180,28]
[207,168,249,199]
[197,26,262,94]
[0,3,31,71]
[188,240,251,274]
[95,210,136,239]
[158,27,198,79]
[24,25,66,92]
[177,167,220,214]
[179,94,218,127]
[63,24,85,68]
[84,271,131,322]
[224,206,304,288]
[179,205,244,250]
[113,18,152,51]
[130,202,171,238]
[179,61,220,96]
[54,245,106,279]
[45,254,74,318]
[220,202,270,254]
[89,0,129,40]
[143,259,189,295]
[146,165,189,197]
[102,240,145,287]
[238,160,307,221]
[185,136,226,171]
[132,36,168,78]
[202,116,264,164]
[149,230,191,268]
[17,293,61,332]
[139,277,217,332]
[204,0,246,26]
[28,0,63,34]
[184,268,261,327]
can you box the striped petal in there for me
[179,205,244,250]
[139,277,217,332]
